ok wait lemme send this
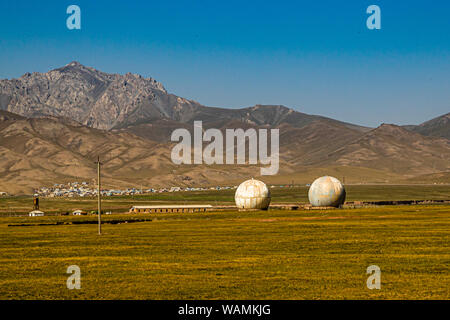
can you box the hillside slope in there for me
[404,113,450,139]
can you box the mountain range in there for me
[0,62,449,194]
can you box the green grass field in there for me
[0,202,449,299]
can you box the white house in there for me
[72,209,87,215]
[29,210,44,217]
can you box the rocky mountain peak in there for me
[67,61,82,67]
[372,123,408,134]
[0,62,172,129]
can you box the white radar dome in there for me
[235,178,271,210]
[308,176,346,207]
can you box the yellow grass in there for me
[0,204,449,299]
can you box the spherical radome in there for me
[235,178,271,210]
[308,176,346,207]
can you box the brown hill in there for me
[0,110,25,121]
[403,113,450,139]
[323,124,450,176]
[0,114,287,194]
[1,112,448,194]
[0,114,169,194]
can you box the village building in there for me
[29,210,44,217]
[72,209,88,215]
[129,205,212,214]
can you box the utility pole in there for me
[96,156,102,235]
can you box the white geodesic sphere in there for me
[235,179,271,209]
[308,176,346,207]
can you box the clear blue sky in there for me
[0,0,449,127]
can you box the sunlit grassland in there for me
[0,204,449,299]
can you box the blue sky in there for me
[0,0,449,127]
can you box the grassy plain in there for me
[0,202,449,299]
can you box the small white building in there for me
[29,210,44,217]
[72,209,87,215]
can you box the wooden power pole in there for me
[96,156,102,235]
